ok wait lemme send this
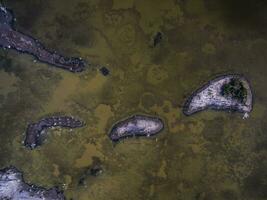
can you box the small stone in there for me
[100,67,110,76]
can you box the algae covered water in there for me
[1,0,267,199]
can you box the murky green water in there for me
[1,0,267,199]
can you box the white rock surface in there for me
[0,166,64,200]
[183,75,253,115]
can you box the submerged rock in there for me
[0,166,65,200]
[24,116,84,149]
[78,157,103,186]
[0,5,85,72]
[109,115,164,142]
[99,66,110,76]
[183,74,253,116]
[153,32,163,47]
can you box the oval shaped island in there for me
[183,74,253,116]
[109,115,164,142]
[25,116,84,149]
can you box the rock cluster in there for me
[0,166,65,200]
[25,116,84,149]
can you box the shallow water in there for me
[1,0,267,199]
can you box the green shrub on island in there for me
[221,78,247,103]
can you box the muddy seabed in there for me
[1,0,267,199]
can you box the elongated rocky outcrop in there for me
[109,115,164,141]
[0,6,85,72]
[25,116,84,149]
[0,166,65,200]
[183,74,253,116]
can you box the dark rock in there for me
[0,6,85,72]
[153,32,163,47]
[100,67,110,76]
[78,157,103,186]
[90,164,103,177]
[24,116,85,149]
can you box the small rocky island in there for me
[0,166,65,200]
[25,116,84,149]
[0,6,85,72]
[109,115,164,142]
[183,74,253,116]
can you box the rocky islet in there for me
[24,116,84,149]
[183,74,253,116]
[0,166,65,200]
[109,115,164,142]
[0,6,85,72]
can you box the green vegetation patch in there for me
[221,78,247,103]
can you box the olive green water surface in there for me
[1,0,267,199]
